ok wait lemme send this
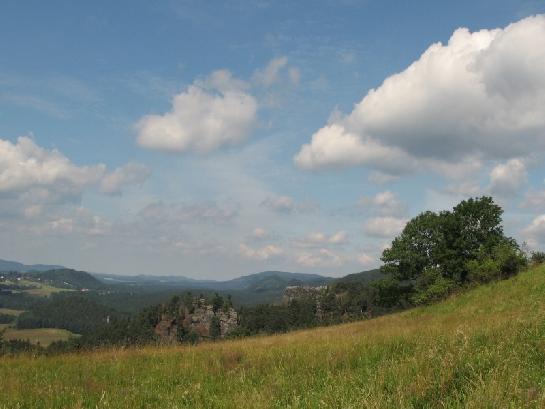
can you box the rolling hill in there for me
[0,259,64,273]
[2,264,545,407]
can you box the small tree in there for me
[212,293,224,312]
[209,316,221,339]
[531,251,545,265]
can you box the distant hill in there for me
[217,271,333,291]
[25,269,105,290]
[333,269,383,285]
[91,270,334,306]
[0,259,65,273]
[93,270,332,292]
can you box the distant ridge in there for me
[92,270,333,291]
[0,258,65,273]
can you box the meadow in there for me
[2,328,76,347]
[1,264,545,408]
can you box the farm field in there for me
[1,264,545,408]
[0,308,24,316]
[2,328,77,347]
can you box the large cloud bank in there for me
[295,15,545,175]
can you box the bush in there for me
[466,240,527,284]
[467,258,501,283]
[531,251,545,265]
[0,314,15,324]
[411,267,456,305]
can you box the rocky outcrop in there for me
[283,285,327,303]
[154,317,178,341]
[154,297,238,342]
[283,285,328,320]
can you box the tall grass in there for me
[2,264,545,408]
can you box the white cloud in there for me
[357,253,375,267]
[0,136,104,197]
[488,158,527,197]
[296,248,343,268]
[295,231,349,247]
[521,190,545,210]
[522,214,545,247]
[137,201,238,226]
[363,216,407,238]
[359,191,406,216]
[294,124,415,173]
[136,70,257,153]
[239,243,283,260]
[253,56,288,87]
[0,137,149,218]
[100,163,150,196]
[252,227,268,239]
[260,195,295,213]
[296,15,545,175]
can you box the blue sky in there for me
[1,0,545,278]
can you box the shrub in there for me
[530,251,545,265]
[0,314,15,324]
[466,258,501,283]
[466,240,527,284]
[411,267,456,305]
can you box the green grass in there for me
[18,279,72,296]
[3,279,71,296]
[2,328,77,347]
[2,264,545,408]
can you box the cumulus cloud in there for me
[253,56,288,87]
[0,136,105,198]
[27,208,113,237]
[522,214,545,248]
[488,158,527,197]
[294,231,349,248]
[260,195,295,213]
[359,191,407,216]
[521,189,545,210]
[100,163,151,195]
[363,216,407,238]
[296,248,342,268]
[136,70,257,153]
[0,137,149,216]
[260,195,318,214]
[239,243,283,260]
[295,15,545,175]
[251,227,268,239]
[357,253,375,267]
[137,201,238,226]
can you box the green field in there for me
[0,308,24,316]
[2,328,76,347]
[18,279,71,296]
[2,279,71,297]
[1,264,545,408]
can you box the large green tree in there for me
[381,196,513,288]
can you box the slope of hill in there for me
[0,259,64,273]
[2,264,545,408]
[26,269,104,290]
[332,268,383,285]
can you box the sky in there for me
[1,0,545,278]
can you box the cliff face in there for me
[154,298,238,342]
[283,285,327,303]
[283,285,328,320]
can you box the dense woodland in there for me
[2,197,544,356]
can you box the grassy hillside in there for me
[2,264,545,408]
